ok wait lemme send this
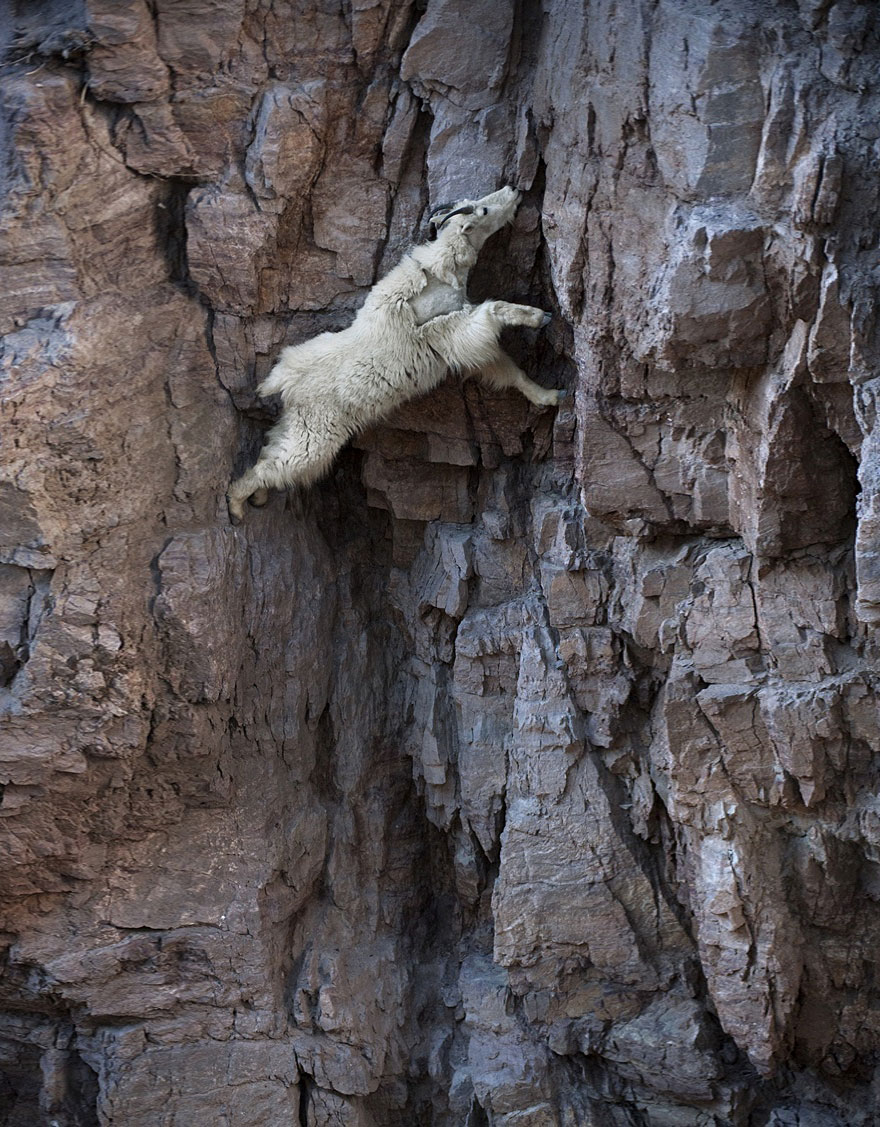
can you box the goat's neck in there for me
[427,230,477,289]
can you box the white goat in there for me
[227,186,564,519]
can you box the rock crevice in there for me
[2,1,880,1124]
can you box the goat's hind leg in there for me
[475,348,566,407]
[228,464,272,522]
[227,403,348,521]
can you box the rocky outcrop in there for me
[2,1,880,1124]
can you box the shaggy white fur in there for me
[227,186,564,519]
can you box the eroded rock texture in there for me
[2,1,880,1123]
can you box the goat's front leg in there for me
[421,301,562,405]
[421,299,551,373]
[473,347,566,407]
[484,300,553,330]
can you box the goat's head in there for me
[428,185,521,249]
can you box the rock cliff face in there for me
[2,1,880,1123]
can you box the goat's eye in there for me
[480,207,488,215]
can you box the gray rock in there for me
[2,0,880,1123]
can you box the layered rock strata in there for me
[2,1,880,1123]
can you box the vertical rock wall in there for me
[2,1,880,1123]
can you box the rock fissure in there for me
[3,1,880,1124]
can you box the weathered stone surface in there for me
[2,1,880,1124]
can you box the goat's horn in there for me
[435,204,475,230]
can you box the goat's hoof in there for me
[227,495,245,523]
[555,388,568,404]
[250,487,270,508]
[540,312,552,328]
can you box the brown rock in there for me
[3,1,880,1123]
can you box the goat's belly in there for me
[336,344,446,417]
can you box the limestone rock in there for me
[2,1,880,1124]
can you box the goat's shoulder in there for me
[365,252,428,309]
[407,267,465,325]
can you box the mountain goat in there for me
[227,186,564,520]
